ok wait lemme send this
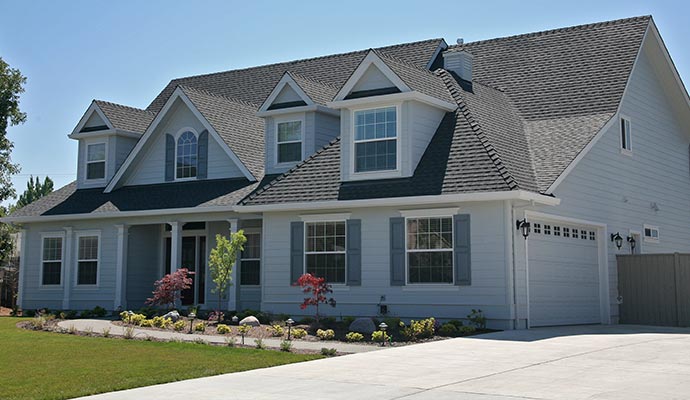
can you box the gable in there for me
[350,64,399,94]
[82,111,109,132]
[122,97,246,186]
[273,84,307,105]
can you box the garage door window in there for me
[406,217,453,284]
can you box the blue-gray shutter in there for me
[197,130,208,179]
[290,221,304,284]
[165,133,175,181]
[346,219,362,286]
[454,214,471,285]
[390,217,405,286]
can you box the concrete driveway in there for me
[78,324,690,400]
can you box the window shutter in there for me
[165,134,175,181]
[390,217,405,286]
[197,130,208,179]
[346,219,362,286]
[454,214,471,286]
[290,221,304,284]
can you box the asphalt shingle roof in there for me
[287,72,339,106]
[93,100,155,133]
[375,50,454,104]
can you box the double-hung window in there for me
[277,120,302,163]
[176,131,198,179]
[354,106,397,172]
[86,143,106,180]
[305,221,346,284]
[621,117,632,154]
[406,217,453,284]
[240,233,261,285]
[41,236,63,286]
[77,235,99,285]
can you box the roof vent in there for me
[456,38,464,45]
[443,50,473,82]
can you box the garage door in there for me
[528,221,601,327]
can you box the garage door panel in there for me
[529,220,601,327]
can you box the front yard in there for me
[0,317,320,400]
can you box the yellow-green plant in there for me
[152,316,172,329]
[193,322,206,332]
[216,324,232,334]
[267,324,284,337]
[316,329,335,340]
[140,319,154,328]
[371,330,389,343]
[401,317,435,341]
[173,320,186,331]
[291,328,307,339]
[209,230,247,311]
[345,331,364,342]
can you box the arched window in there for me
[176,131,198,179]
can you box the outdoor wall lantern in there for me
[611,232,623,249]
[516,219,531,239]
[285,318,294,340]
[627,235,636,253]
[231,315,238,325]
[378,322,388,347]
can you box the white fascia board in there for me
[70,102,114,137]
[327,91,456,112]
[546,23,651,193]
[68,129,142,140]
[239,190,559,213]
[256,104,339,118]
[258,73,315,113]
[333,51,412,101]
[426,40,448,70]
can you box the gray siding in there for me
[125,225,162,309]
[528,40,690,323]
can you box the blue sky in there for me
[1,0,688,201]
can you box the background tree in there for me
[0,57,25,204]
[15,175,53,209]
[208,230,246,311]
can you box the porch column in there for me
[16,229,26,310]
[114,224,128,310]
[227,218,239,311]
[169,221,182,274]
[62,227,73,310]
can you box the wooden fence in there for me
[617,253,690,327]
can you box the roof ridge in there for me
[438,70,518,190]
[241,137,341,205]
[168,38,443,85]
[374,48,439,78]
[93,99,155,115]
[287,70,340,90]
[178,85,259,109]
[449,15,651,50]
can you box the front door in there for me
[165,235,206,306]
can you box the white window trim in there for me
[85,141,107,182]
[274,116,304,166]
[350,104,402,176]
[303,220,347,285]
[620,115,632,156]
[240,229,261,287]
[404,215,455,286]
[75,230,101,288]
[40,232,65,289]
[300,213,352,223]
[174,127,199,181]
[643,224,660,243]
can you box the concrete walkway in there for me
[75,324,690,400]
[56,319,380,353]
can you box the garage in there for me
[528,220,601,326]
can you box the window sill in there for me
[402,284,458,292]
[331,285,350,292]
[620,148,633,157]
[39,285,63,290]
[73,285,99,290]
[643,238,659,243]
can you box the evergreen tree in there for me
[15,175,53,209]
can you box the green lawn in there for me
[0,318,321,400]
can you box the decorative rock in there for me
[349,317,376,334]
[239,316,260,326]
[163,310,180,322]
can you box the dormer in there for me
[326,50,457,182]
[69,101,152,189]
[257,72,341,174]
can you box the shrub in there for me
[371,330,389,343]
[123,326,135,339]
[216,324,232,334]
[267,324,284,337]
[320,316,337,328]
[136,306,159,319]
[140,319,155,328]
[152,316,172,329]
[237,323,251,335]
[208,310,225,323]
[254,339,266,350]
[67,324,77,334]
[298,317,315,325]
[92,306,108,318]
[459,325,476,335]
[291,328,307,339]
[438,323,458,337]
[146,268,194,309]
[224,337,236,347]
[342,316,356,326]
[401,318,435,341]
[467,309,487,330]
[173,320,186,332]
[448,319,464,329]
[293,273,336,322]
[280,340,292,352]
[345,332,364,342]
[80,309,94,319]
[320,347,337,357]
[83,326,93,336]
[101,327,111,337]
[193,322,206,332]
[316,329,335,340]
[29,316,46,330]
[61,310,78,320]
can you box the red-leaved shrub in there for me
[146,268,193,309]
[294,273,336,322]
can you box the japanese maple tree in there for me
[146,268,193,309]
[294,273,336,322]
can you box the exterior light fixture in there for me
[232,315,238,325]
[516,219,531,239]
[611,232,623,249]
[627,235,636,253]
[378,322,388,347]
[188,311,196,334]
[286,318,294,340]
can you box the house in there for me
[5,16,690,329]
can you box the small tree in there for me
[146,268,193,309]
[294,273,336,322]
[208,230,246,311]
